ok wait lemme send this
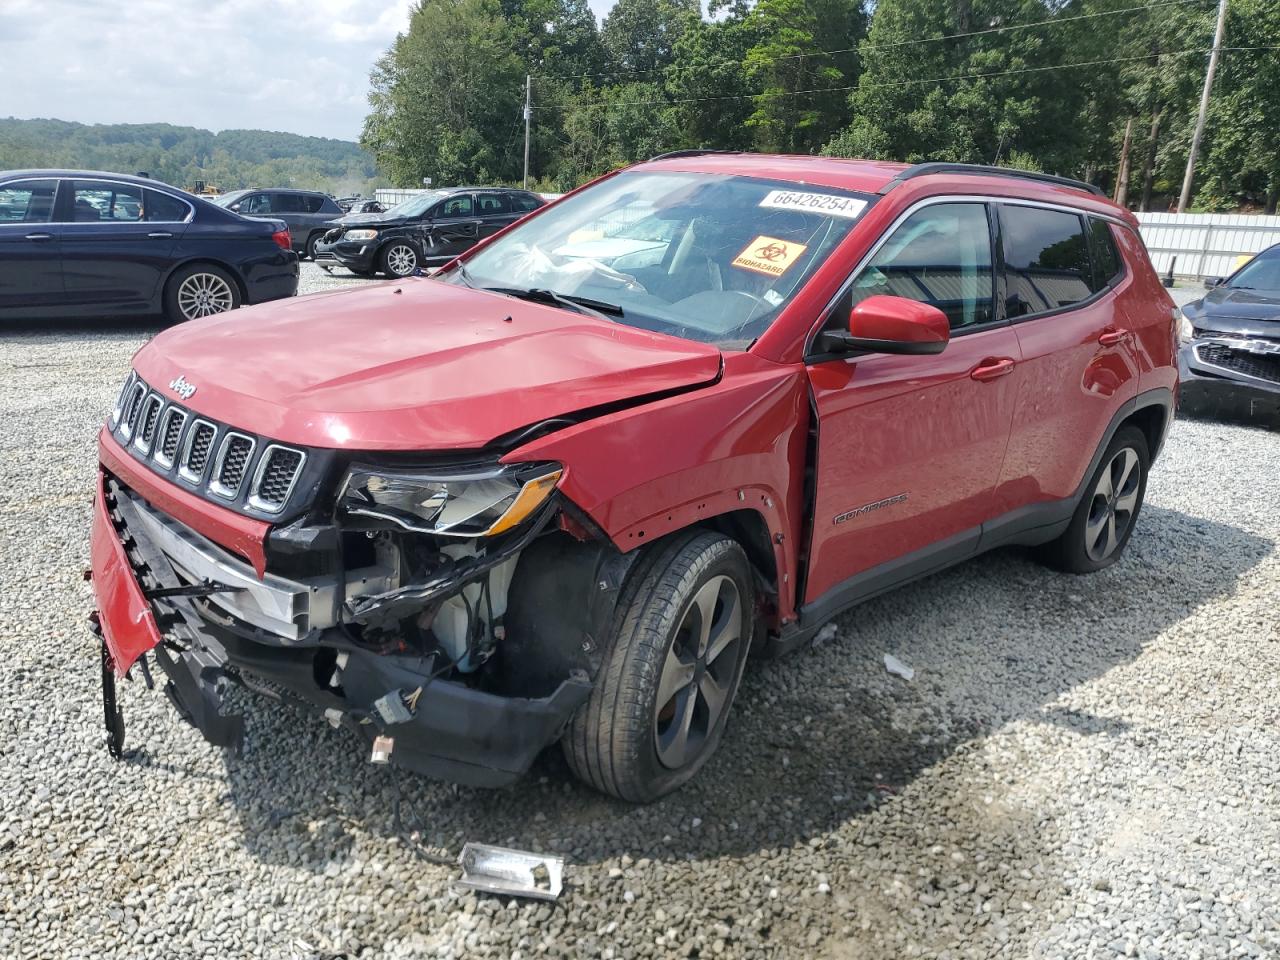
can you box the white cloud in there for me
[0,0,418,140]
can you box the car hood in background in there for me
[336,212,407,228]
[132,280,723,451]
[1193,287,1280,329]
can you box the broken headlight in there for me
[339,462,562,537]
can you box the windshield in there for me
[1227,253,1280,292]
[209,191,247,208]
[385,191,446,219]
[449,172,874,348]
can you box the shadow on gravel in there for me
[212,503,1270,885]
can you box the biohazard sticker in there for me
[732,236,808,278]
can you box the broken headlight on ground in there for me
[340,462,562,537]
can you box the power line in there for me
[531,0,1209,84]
[541,45,1280,114]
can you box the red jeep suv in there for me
[90,154,1178,801]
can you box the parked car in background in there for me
[90,155,1177,802]
[0,169,298,323]
[211,188,342,260]
[1178,242,1280,425]
[346,199,384,215]
[315,186,544,277]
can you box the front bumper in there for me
[1179,341,1280,428]
[89,473,591,786]
[314,238,376,272]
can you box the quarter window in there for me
[849,202,995,331]
[144,189,190,222]
[512,193,542,212]
[1000,206,1092,316]
[1087,217,1123,291]
[0,180,56,222]
[72,181,145,222]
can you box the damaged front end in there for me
[91,442,634,787]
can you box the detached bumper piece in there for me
[88,471,592,786]
[457,843,565,901]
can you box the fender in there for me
[505,352,810,623]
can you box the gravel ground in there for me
[1,272,1277,959]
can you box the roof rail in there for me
[648,149,737,161]
[879,162,1105,198]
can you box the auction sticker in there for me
[759,189,867,219]
[732,236,808,277]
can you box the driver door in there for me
[803,200,1021,606]
[421,193,481,263]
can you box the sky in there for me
[0,0,615,143]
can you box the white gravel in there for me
[1,271,1276,959]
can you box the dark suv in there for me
[212,189,343,260]
[316,186,544,277]
[90,156,1177,802]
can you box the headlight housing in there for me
[344,228,378,241]
[339,462,562,537]
[1178,306,1196,343]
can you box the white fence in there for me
[1136,212,1280,280]
[373,188,565,206]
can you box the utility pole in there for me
[1115,118,1134,208]
[1178,0,1228,212]
[522,75,532,189]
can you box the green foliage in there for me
[0,117,380,195]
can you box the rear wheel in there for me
[563,531,754,802]
[1039,425,1149,573]
[378,241,420,278]
[164,264,241,323]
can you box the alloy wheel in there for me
[385,244,417,276]
[1085,447,1141,562]
[176,272,234,320]
[653,574,743,770]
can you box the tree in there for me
[362,0,526,186]
[601,0,701,76]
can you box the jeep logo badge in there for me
[168,375,197,400]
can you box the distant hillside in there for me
[0,118,384,195]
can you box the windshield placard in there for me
[759,189,867,220]
[732,236,808,278]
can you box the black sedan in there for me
[315,186,544,278]
[0,170,299,324]
[1179,243,1280,427]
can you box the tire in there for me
[164,264,241,324]
[378,241,420,278]
[1039,425,1150,573]
[304,232,324,261]
[563,531,755,802]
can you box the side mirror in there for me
[229,203,241,212]
[1203,276,1225,289]
[821,295,950,356]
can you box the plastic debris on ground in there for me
[884,653,915,681]
[456,842,565,901]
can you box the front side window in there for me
[1001,205,1092,316]
[0,180,57,223]
[241,194,273,215]
[439,195,474,218]
[455,171,874,348]
[848,202,994,331]
[72,181,145,222]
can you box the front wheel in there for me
[563,531,754,802]
[305,232,324,261]
[378,241,419,278]
[164,264,241,323]
[1039,425,1149,573]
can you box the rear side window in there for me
[477,193,511,215]
[1087,218,1123,290]
[273,193,307,214]
[1000,206,1092,316]
[0,180,56,222]
[144,189,189,222]
[72,181,144,222]
[849,202,995,331]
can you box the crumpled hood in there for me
[132,279,722,451]
[337,211,403,228]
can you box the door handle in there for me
[24,232,53,241]
[148,231,173,239]
[970,357,1016,382]
[1098,329,1132,347]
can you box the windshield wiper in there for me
[481,286,624,322]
